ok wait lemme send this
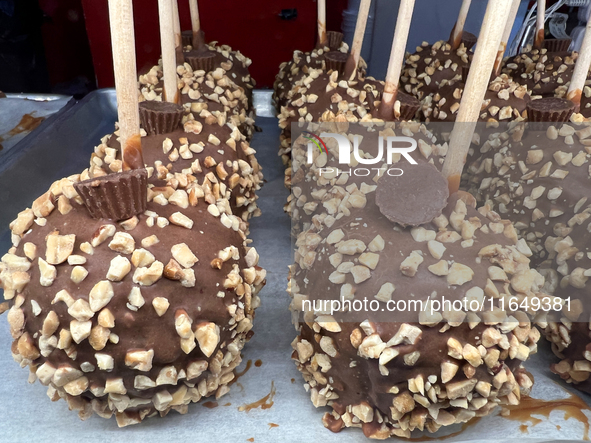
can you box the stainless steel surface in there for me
[0,89,117,253]
[0,89,590,442]
[0,93,72,154]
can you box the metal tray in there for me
[0,93,72,155]
[0,89,589,443]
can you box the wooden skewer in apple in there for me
[317,0,327,47]
[377,0,416,119]
[188,0,205,50]
[534,0,546,49]
[343,0,371,80]
[159,0,180,104]
[171,0,184,60]
[492,0,521,78]
[74,0,148,222]
[108,0,143,171]
[442,0,514,194]
[566,20,591,113]
[449,0,472,50]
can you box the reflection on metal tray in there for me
[0,93,72,155]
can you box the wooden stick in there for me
[344,0,371,80]
[108,0,142,171]
[442,0,513,194]
[189,0,200,34]
[567,20,591,112]
[493,0,521,77]
[378,0,415,118]
[172,0,182,49]
[158,0,179,104]
[188,0,204,49]
[449,0,472,50]
[534,0,546,49]
[318,0,327,46]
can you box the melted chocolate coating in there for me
[278,69,419,168]
[91,114,263,223]
[401,40,472,102]
[287,122,448,235]
[464,120,591,266]
[290,194,542,437]
[273,44,367,112]
[502,49,579,98]
[1,172,265,425]
[139,61,254,140]
[424,74,530,124]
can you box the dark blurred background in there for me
[0,0,583,97]
[0,0,347,96]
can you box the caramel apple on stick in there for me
[566,20,591,112]
[378,0,416,119]
[449,0,472,50]
[75,0,147,221]
[442,0,513,194]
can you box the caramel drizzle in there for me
[122,133,144,171]
[534,28,545,50]
[230,359,252,385]
[567,89,583,113]
[493,42,507,78]
[501,393,591,440]
[0,113,45,142]
[449,23,464,51]
[447,173,462,196]
[238,381,276,412]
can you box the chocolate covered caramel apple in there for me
[519,26,591,394]
[290,191,543,437]
[401,40,472,102]
[139,61,255,140]
[273,41,367,112]
[542,219,591,394]
[502,49,579,98]
[401,0,479,104]
[463,97,591,265]
[278,69,420,167]
[89,106,263,222]
[183,44,255,101]
[273,0,362,111]
[1,171,265,426]
[424,74,531,123]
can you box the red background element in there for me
[81,0,347,89]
